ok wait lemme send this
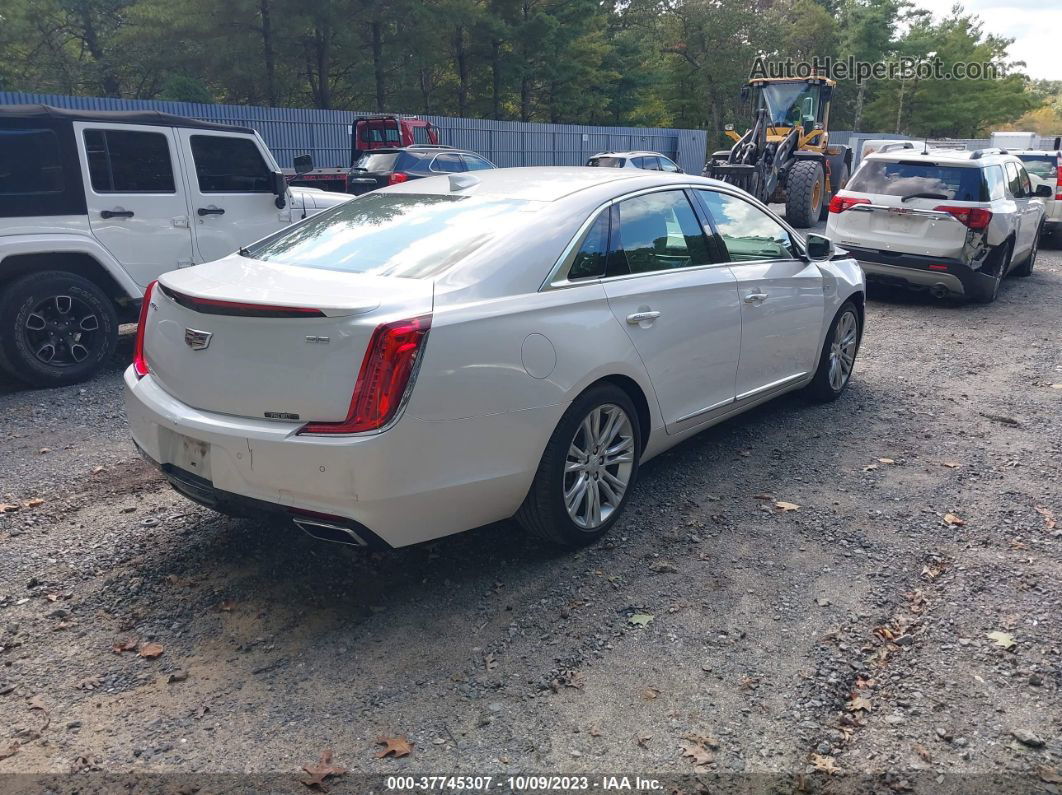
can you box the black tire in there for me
[1010,225,1041,277]
[805,300,862,403]
[785,160,825,228]
[0,271,118,387]
[819,162,849,222]
[516,383,641,546]
[973,240,1012,304]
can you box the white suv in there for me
[826,144,1050,303]
[1013,147,1061,238]
[586,151,683,173]
[0,104,349,387]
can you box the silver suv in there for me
[586,151,683,173]
[826,144,1050,303]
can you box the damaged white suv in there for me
[826,144,1050,303]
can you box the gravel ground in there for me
[1,237,1060,793]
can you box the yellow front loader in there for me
[705,76,852,228]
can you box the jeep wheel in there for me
[0,271,118,387]
[786,160,825,228]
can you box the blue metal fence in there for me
[0,91,709,174]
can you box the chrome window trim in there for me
[428,153,464,174]
[539,181,820,292]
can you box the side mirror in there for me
[271,171,288,208]
[1034,183,1053,198]
[294,154,314,175]
[805,233,835,262]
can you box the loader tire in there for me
[786,160,825,228]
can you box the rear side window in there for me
[847,160,988,201]
[0,129,64,195]
[354,152,400,172]
[985,166,1006,201]
[190,135,271,192]
[84,129,175,193]
[461,154,494,171]
[609,190,711,276]
[568,212,610,280]
[587,156,625,168]
[246,193,532,279]
[430,154,466,173]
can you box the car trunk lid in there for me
[144,256,433,423]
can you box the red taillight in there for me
[298,316,432,435]
[388,172,409,185]
[828,195,870,214]
[928,264,949,271]
[934,205,992,231]
[133,280,157,378]
[1055,163,1061,200]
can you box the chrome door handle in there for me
[744,292,768,304]
[626,310,661,324]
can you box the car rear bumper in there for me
[124,367,554,547]
[844,246,995,298]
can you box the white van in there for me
[0,104,348,386]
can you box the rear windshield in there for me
[587,156,625,168]
[1017,155,1057,180]
[847,160,988,201]
[246,193,532,279]
[353,152,400,172]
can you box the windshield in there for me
[353,152,400,172]
[759,83,819,127]
[846,160,988,201]
[246,193,532,279]
[1018,155,1057,180]
[587,156,625,168]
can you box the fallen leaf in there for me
[815,597,831,607]
[550,670,585,691]
[484,653,497,671]
[648,561,678,574]
[111,637,138,654]
[138,642,164,659]
[76,676,102,691]
[375,736,413,759]
[1051,384,1062,390]
[679,740,714,771]
[302,749,347,790]
[863,464,879,472]
[809,753,841,775]
[92,466,106,474]
[1035,506,1056,530]
[24,498,44,508]
[167,670,189,683]
[848,695,872,712]
[1,503,20,513]
[987,631,1016,650]
[642,686,660,700]
[636,732,653,748]
[941,461,961,468]
[683,732,720,750]
[0,742,18,761]
[877,458,895,464]
[942,513,965,527]
[914,743,932,762]
[921,564,943,581]
[1038,766,1062,784]
[774,501,800,512]
[628,613,654,627]
[589,725,602,737]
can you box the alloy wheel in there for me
[827,310,858,392]
[22,294,101,367]
[563,403,635,530]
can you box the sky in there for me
[914,0,1062,81]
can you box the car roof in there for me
[366,146,477,156]
[0,103,255,134]
[383,166,710,202]
[863,148,1020,167]
[1011,149,1061,156]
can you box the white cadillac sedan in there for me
[125,167,865,548]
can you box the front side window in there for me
[84,129,175,193]
[246,193,531,279]
[1018,165,1033,197]
[0,129,64,195]
[609,190,711,276]
[568,212,610,280]
[190,135,271,192]
[847,160,987,202]
[1004,162,1024,197]
[659,157,681,173]
[696,190,796,262]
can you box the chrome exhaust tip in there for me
[292,516,368,547]
[929,284,949,299]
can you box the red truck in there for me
[286,115,439,193]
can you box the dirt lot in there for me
[1,238,1060,793]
